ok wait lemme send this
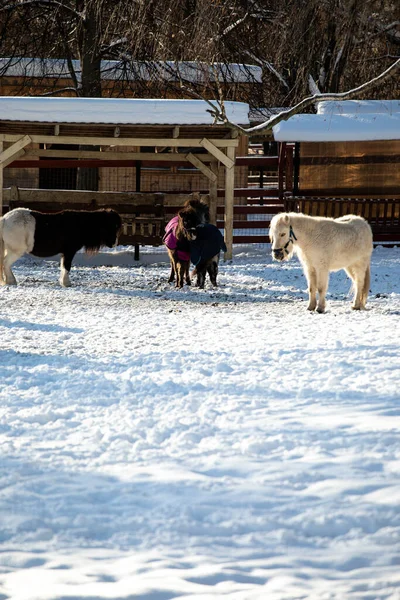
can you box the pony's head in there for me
[87,209,122,251]
[177,209,198,241]
[103,209,123,247]
[182,195,210,224]
[269,213,296,261]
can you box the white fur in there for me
[0,208,35,285]
[270,212,373,312]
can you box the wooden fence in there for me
[4,148,400,246]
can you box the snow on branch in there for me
[206,58,400,135]
[243,51,289,90]
[308,74,321,95]
[216,13,249,40]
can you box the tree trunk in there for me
[76,0,102,191]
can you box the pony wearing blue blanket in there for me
[190,224,227,288]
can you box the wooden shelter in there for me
[0,96,251,258]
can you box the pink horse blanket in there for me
[163,216,190,261]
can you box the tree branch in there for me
[99,37,128,59]
[40,86,79,96]
[208,57,400,135]
[1,0,82,19]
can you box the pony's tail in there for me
[362,264,371,306]
[0,217,4,283]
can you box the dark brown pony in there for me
[163,197,210,288]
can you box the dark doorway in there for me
[39,144,78,189]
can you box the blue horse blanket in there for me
[190,224,227,266]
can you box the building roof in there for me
[0,57,262,84]
[0,96,250,126]
[273,99,400,142]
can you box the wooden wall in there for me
[299,141,400,195]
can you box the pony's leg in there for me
[316,269,329,314]
[184,261,191,286]
[361,264,371,308]
[3,249,22,285]
[60,253,75,287]
[176,262,184,288]
[347,263,368,310]
[207,257,219,287]
[167,250,176,283]
[197,267,206,289]
[304,265,317,311]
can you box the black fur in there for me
[31,208,122,282]
[181,197,210,226]
[31,208,121,257]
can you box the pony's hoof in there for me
[307,305,316,311]
[316,307,326,314]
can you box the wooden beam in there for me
[54,124,60,136]
[200,138,235,169]
[23,148,216,162]
[172,126,180,138]
[209,162,219,225]
[0,134,239,148]
[2,148,26,168]
[2,188,166,205]
[224,146,235,260]
[185,153,218,182]
[0,135,32,166]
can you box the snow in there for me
[1,243,400,599]
[317,100,400,115]
[273,99,400,142]
[273,112,400,142]
[0,97,250,126]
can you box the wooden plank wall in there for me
[299,141,400,195]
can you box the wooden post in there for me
[136,160,141,192]
[209,162,218,226]
[278,142,287,201]
[135,160,141,260]
[0,141,3,216]
[224,147,235,260]
[293,142,300,196]
[286,144,294,194]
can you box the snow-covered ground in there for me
[1,244,400,600]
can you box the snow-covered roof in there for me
[0,57,262,84]
[273,99,400,142]
[317,99,400,115]
[0,96,250,126]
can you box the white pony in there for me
[269,212,373,312]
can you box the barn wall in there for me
[299,141,400,194]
